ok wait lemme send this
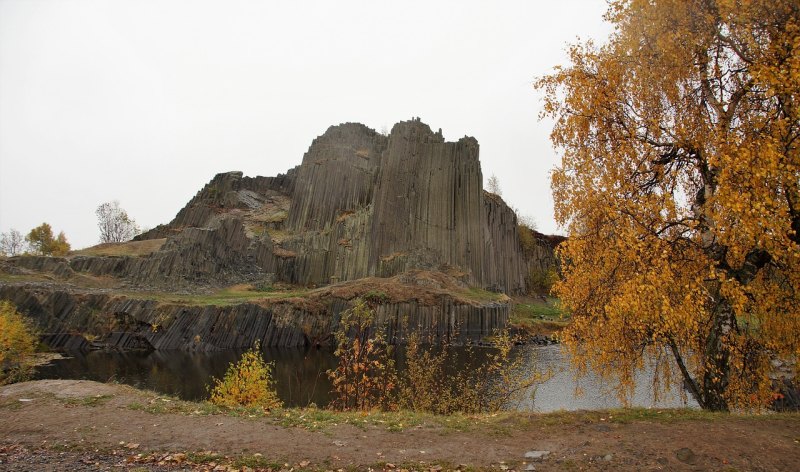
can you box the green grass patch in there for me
[460,287,509,303]
[511,297,570,335]
[0,273,51,283]
[63,394,114,407]
[185,451,225,464]
[127,396,227,416]
[232,455,285,470]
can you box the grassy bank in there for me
[510,296,569,336]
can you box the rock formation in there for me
[1,119,563,350]
[131,119,550,292]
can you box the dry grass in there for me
[122,283,311,306]
[73,239,166,257]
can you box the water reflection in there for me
[34,345,698,411]
[518,345,698,411]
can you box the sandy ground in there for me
[1,380,798,471]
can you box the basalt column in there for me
[369,120,486,285]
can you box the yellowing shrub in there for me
[208,346,282,410]
[0,301,38,385]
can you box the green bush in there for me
[527,267,559,294]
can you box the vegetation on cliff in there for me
[539,0,800,410]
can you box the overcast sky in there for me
[0,0,612,249]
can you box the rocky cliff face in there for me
[0,271,508,350]
[9,119,555,293]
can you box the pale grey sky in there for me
[0,0,612,249]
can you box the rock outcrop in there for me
[0,272,507,351]
[13,119,556,293]
[1,119,564,350]
[128,119,551,292]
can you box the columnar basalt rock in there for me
[287,123,386,232]
[6,119,555,293]
[1,119,563,350]
[0,281,509,350]
[368,121,487,284]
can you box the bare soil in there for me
[1,380,798,471]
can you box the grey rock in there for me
[524,451,550,461]
[1,120,566,350]
[675,447,696,464]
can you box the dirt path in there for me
[1,380,798,471]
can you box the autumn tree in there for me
[25,223,70,257]
[96,201,140,243]
[0,229,25,256]
[537,0,799,410]
[0,301,38,384]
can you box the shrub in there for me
[328,300,550,413]
[398,330,549,414]
[527,266,559,294]
[327,299,397,411]
[208,345,282,410]
[0,301,38,385]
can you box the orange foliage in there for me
[537,0,800,410]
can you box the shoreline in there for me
[1,379,798,471]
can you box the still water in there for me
[34,345,698,412]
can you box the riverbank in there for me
[1,380,798,471]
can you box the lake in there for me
[34,345,698,412]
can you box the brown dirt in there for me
[1,380,798,471]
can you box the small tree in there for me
[208,345,282,410]
[327,298,397,411]
[0,229,25,256]
[96,201,140,243]
[25,223,70,256]
[486,174,502,196]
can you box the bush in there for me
[0,301,38,385]
[208,345,282,410]
[527,267,559,294]
[328,299,550,413]
[327,299,397,411]
[397,330,548,414]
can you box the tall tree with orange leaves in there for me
[537,0,800,410]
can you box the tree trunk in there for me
[700,296,736,411]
